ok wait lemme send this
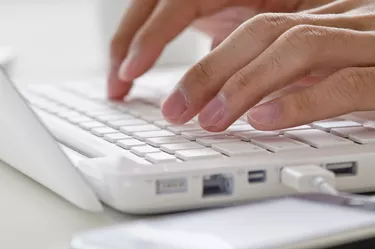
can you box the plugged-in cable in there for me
[281,164,338,196]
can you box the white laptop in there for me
[1,67,375,214]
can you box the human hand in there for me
[108,0,309,99]
[161,0,375,132]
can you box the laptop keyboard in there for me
[21,84,375,164]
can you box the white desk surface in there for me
[0,160,141,249]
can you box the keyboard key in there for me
[91,127,118,137]
[141,114,166,122]
[145,152,177,164]
[154,120,195,128]
[176,148,223,161]
[133,130,175,141]
[251,136,310,152]
[103,133,131,143]
[330,127,367,138]
[227,124,256,133]
[120,124,161,135]
[285,129,353,148]
[117,139,145,149]
[67,115,94,124]
[312,120,361,131]
[107,119,148,129]
[212,142,267,156]
[131,145,160,157]
[146,136,190,147]
[235,131,279,141]
[160,142,205,154]
[278,125,312,133]
[85,109,120,118]
[167,124,202,134]
[79,121,105,130]
[196,135,241,146]
[347,128,375,144]
[58,110,81,119]
[96,114,133,123]
[181,130,228,140]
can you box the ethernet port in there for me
[202,174,233,197]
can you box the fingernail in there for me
[118,50,138,81]
[199,93,227,128]
[248,102,280,125]
[162,88,188,122]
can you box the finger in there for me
[247,67,375,130]
[108,0,157,100]
[118,0,197,81]
[161,13,369,124]
[303,0,363,14]
[199,26,375,131]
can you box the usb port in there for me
[248,170,266,183]
[326,162,357,176]
[156,178,187,195]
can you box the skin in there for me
[109,0,375,132]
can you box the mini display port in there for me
[326,162,357,176]
[248,170,266,183]
[202,174,233,197]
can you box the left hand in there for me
[161,0,375,131]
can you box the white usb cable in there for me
[281,164,339,196]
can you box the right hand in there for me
[107,0,313,100]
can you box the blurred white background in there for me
[0,0,211,84]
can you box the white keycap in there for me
[107,119,148,129]
[167,124,202,134]
[348,128,375,144]
[235,131,279,141]
[120,124,161,135]
[181,130,228,140]
[212,142,267,156]
[67,115,94,124]
[285,129,353,148]
[145,152,177,164]
[232,120,247,125]
[154,120,173,128]
[79,121,105,130]
[330,127,367,138]
[131,145,160,157]
[141,114,166,122]
[91,127,118,137]
[96,114,133,123]
[85,109,120,118]
[117,139,145,149]
[146,136,190,147]
[133,130,175,141]
[251,136,310,152]
[58,110,81,119]
[103,133,131,143]
[160,142,205,154]
[278,125,312,133]
[196,135,241,146]
[176,148,223,161]
[312,120,361,131]
[154,120,195,128]
[227,124,256,133]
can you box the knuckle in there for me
[281,25,328,64]
[188,59,214,88]
[239,13,293,43]
[333,68,373,108]
[290,89,318,115]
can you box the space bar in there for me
[34,109,149,164]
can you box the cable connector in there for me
[281,164,338,195]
